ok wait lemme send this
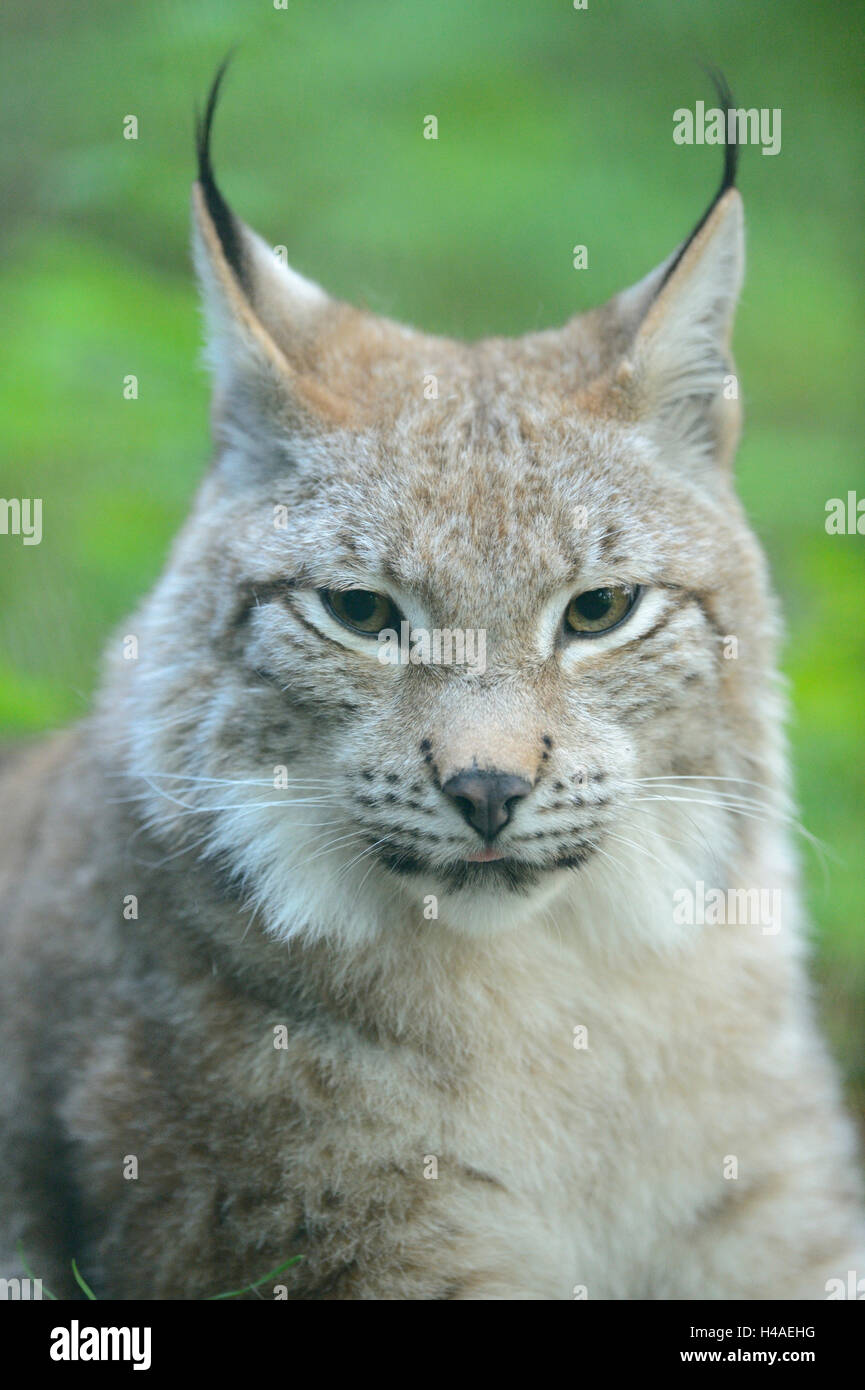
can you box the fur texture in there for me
[1,84,863,1300]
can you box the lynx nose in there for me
[441,769,532,840]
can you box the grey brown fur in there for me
[1,87,863,1300]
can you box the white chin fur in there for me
[199,791,763,956]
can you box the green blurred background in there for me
[1,1,863,1111]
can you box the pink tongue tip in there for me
[465,847,505,863]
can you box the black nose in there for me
[441,769,533,840]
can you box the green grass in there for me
[1,0,863,1114]
[17,1241,302,1301]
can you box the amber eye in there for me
[320,588,401,637]
[564,584,639,636]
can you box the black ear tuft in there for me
[703,63,739,198]
[195,54,248,292]
[656,65,739,296]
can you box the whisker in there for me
[616,805,724,875]
[113,772,337,787]
[633,794,776,821]
[603,830,670,873]
[278,830,372,878]
[627,782,779,812]
[630,792,830,862]
[626,774,776,793]
[334,836,393,883]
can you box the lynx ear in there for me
[192,63,351,454]
[618,186,744,470]
[597,68,745,472]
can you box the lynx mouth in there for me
[374,845,593,892]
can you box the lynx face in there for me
[107,72,780,943]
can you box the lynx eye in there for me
[564,584,639,636]
[320,588,401,637]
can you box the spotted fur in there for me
[1,87,863,1300]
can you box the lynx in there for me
[1,68,863,1299]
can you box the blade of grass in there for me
[71,1259,98,1300]
[208,1254,303,1300]
[16,1241,57,1300]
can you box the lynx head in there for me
[108,67,783,948]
